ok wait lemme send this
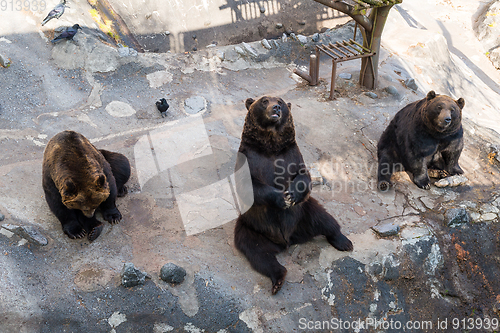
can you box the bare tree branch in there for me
[313,0,373,32]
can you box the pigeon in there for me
[51,24,81,43]
[156,98,169,117]
[41,0,67,26]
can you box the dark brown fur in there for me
[377,91,465,190]
[42,131,130,241]
[234,96,353,295]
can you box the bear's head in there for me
[423,90,465,134]
[245,96,292,130]
[241,96,296,153]
[61,173,110,217]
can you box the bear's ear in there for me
[426,91,436,100]
[62,179,77,198]
[96,174,106,188]
[456,97,465,110]
[287,102,292,111]
[245,98,255,111]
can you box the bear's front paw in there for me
[63,221,86,239]
[415,182,431,190]
[102,208,122,224]
[283,191,295,209]
[448,165,464,176]
[413,175,431,190]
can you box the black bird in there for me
[51,24,81,44]
[41,0,67,26]
[156,98,169,117]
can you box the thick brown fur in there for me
[42,131,130,241]
[234,96,353,295]
[377,90,465,190]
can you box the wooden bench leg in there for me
[293,52,320,86]
[330,60,337,100]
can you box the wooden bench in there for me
[294,38,375,99]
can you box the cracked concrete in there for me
[1,1,500,332]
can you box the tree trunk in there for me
[360,5,394,89]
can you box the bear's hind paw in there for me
[88,224,103,242]
[378,181,391,192]
[271,272,287,295]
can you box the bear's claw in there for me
[87,224,103,242]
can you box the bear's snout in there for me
[270,104,281,120]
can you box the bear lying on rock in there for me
[42,130,130,241]
[234,96,353,295]
[377,91,465,190]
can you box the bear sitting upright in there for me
[377,90,465,191]
[42,130,131,241]
[234,96,353,295]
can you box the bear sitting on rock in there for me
[42,130,130,241]
[234,96,353,295]
[377,91,465,190]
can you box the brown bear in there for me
[377,90,465,190]
[42,130,130,241]
[234,96,353,295]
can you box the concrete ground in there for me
[1,0,500,332]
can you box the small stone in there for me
[192,34,197,40]
[0,54,10,68]
[445,207,471,227]
[470,212,481,222]
[434,175,468,187]
[339,73,352,80]
[281,33,288,43]
[404,78,418,91]
[216,50,225,61]
[261,39,272,50]
[184,96,206,114]
[160,263,186,284]
[0,213,4,221]
[480,204,499,214]
[118,46,136,57]
[259,6,265,13]
[165,31,171,35]
[276,23,283,29]
[298,21,306,25]
[242,42,258,57]
[364,92,378,99]
[312,33,320,43]
[309,165,323,185]
[372,222,400,237]
[384,85,399,96]
[234,46,246,57]
[121,263,148,288]
[2,224,48,246]
[481,213,497,221]
[192,46,197,51]
[297,34,307,44]
[290,32,296,40]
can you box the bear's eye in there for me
[262,98,269,106]
[437,105,442,110]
